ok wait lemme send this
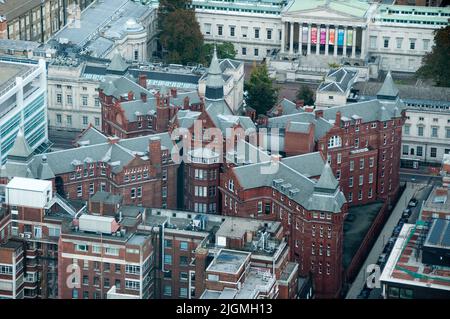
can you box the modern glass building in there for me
[0,58,48,164]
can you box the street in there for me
[345,182,432,299]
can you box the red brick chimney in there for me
[149,137,162,176]
[315,109,324,119]
[155,91,161,107]
[183,96,190,110]
[128,91,134,101]
[335,111,341,127]
[0,18,7,40]
[170,88,177,98]
[138,74,147,88]
[141,92,147,103]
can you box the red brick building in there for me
[1,126,179,210]
[99,72,203,139]
[262,72,406,208]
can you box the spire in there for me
[8,127,33,160]
[205,44,224,100]
[377,71,399,100]
[314,162,339,193]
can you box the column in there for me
[307,23,311,55]
[334,26,338,57]
[343,26,347,56]
[316,25,320,55]
[298,23,302,54]
[351,27,356,58]
[360,27,367,58]
[325,25,330,55]
[289,22,294,55]
[281,22,286,53]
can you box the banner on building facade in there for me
[302,27,308,43]
[311,27,317,44]
[347,29,353,47]
[337,29,344,46]
[329,29,335,45]
[320,28,326,45]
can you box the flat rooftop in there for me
[343,201,384,268]
[380,223,450,291]
[423,186,450,214]
[7,177,52,192]
[0,61,33,92]
[424,218,450,249]
[207,249,251,274]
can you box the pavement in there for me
[345,182,420,299]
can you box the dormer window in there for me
[327,135,342,148]
[228,179,234,191]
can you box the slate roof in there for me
[232,152,346,213]
[107,52,129,74]
[8,128,33,159]
[76,126,110,146]
[206,47,225,89]
[376,71,399,99]
[318,68,357,93]
[0,128,174,179]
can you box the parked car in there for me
[402,208,412,218]
[408,198,418,207]
[378,253,388,264]
[392,225,402,237]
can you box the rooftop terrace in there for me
[380,223,450,291]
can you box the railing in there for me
[53,193,77,216]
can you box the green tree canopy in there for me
[296,85,315,106]
[244,64,278,115]
[416,26,450,87]
[159,9,204,65]
[201,42,236,65]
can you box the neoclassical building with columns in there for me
[191,0,450,73]
[280,0,373,63]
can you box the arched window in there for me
[328,135,342,148]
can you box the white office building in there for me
[0,59,48,164]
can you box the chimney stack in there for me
[170,88,177,98]
[315,109,324,119]
[128,91,134,101]
[138,74,147,88]
[183,96,190,110]
[141,92,147,103]
[335,111,341,126]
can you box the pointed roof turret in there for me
[8,128,33,161]
[37,155,55,180]
[107,51,129,75]
[314,162,339,194]
[377,71,399,100]
[205,45,225,101]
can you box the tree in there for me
[159,9,204,65]
[201,42,236,65]
[158,0,190,27]
[296,85,315,106]
[416,26,450,87]
[244,64,278,115]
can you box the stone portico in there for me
[280,0,372,66]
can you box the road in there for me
[400,171,442,185]
[345,182,423,299]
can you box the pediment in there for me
[284,7,365,21]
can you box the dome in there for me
[124,18,144,32]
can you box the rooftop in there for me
[0,61,34,93]
[423,186,450,214]
[207,249,251,274]
[343,201,384,268]
[380,223,450,291]
[6,176,51,192]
